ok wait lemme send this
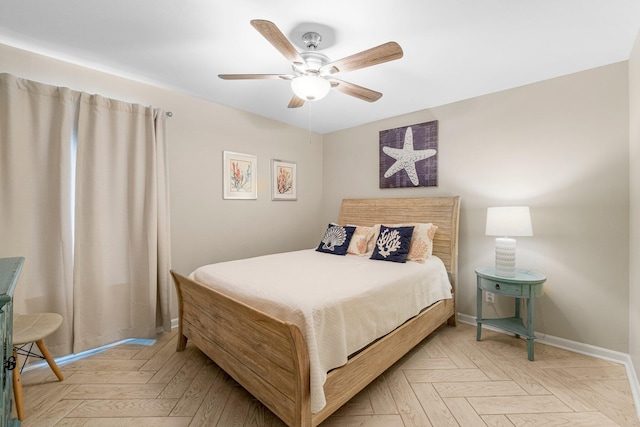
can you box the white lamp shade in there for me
[485,206,533,237]
[291,75,331,101]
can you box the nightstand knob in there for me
[495,283,500,290]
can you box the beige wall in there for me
[323,63,630,352]
[1,42,634,354]
[0,43,325,320]
[630,32,640,381]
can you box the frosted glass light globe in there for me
[291,75,331,101]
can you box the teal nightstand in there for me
[475,266,546,361]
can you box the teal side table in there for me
[475,266,546,361]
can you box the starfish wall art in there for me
[379,120,438,188]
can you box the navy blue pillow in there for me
[316,224,356,255]
[370,225,415,263]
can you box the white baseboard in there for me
[457,312,640,421]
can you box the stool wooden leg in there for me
[12,348,24,421]
[35,340,64,381]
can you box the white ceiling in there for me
[2,1,640,134]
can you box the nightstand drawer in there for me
[478,277,526,297]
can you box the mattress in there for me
[190,249,452,413]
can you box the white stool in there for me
[12,313,64,420]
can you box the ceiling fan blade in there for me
[329,79,382,103]
[250,20,306,66]
[288,95,305,108]
[321,42,403,75]
[218,74,293,80]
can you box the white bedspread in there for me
[190,249,452,413]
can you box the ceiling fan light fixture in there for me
[291,75,331,101]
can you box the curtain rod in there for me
[165,111,173,117]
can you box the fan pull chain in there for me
[307,101,312,144]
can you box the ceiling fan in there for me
[218,20,403,108]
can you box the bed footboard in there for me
[312,298,454,425]
[171,271,312,427]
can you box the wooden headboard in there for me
[337,196,461,291]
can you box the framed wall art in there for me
[223,151,257,200]
[271,159,297,201]
[379,120,438,188]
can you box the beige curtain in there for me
[0,74,77,355]
[73,93,171,353]
[0,73,171,356]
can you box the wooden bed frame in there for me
[170,196,460,426]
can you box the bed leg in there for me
[447,312,458,327]
[176,333,188,351]
[170,270,189,351]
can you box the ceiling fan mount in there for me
[218,20,403,108]
[301,31,322,50]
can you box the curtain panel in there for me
[0,73,171,355]
[0,74,77,354]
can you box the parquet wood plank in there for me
[467,395,573,415]
[454,340,512,381]
[433,381,527,398]
[320,415,405,426]
[139,333,182,371]
[169,358,223,417]
[54,418,90,426]
[21,398,81,427]
[481,414,515,427]
[215,384,253,426]
[157,348,210,399]
[404,368,490,383]
[82,417,192,426]
[475,348,551,396]
[331,388,374,417]
[146,346,192,384]
[86,348,139,359]
[386,367,433,427]
[443,396,488,426]
[60,358,147,371]
[527,364,595,412]
[66,398,179,418]
[507,412,620,426]
[185,370,234,426]
[61,370,154,384]
[130,329,178,361]
[368,374,399,415]
[243,396,288,427]
[410,382,458,426]
[65,383,166,399]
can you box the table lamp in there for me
[485,206,533,277]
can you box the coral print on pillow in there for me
[347,225,375,256]
[406,222,438,262]
[370,225,414,263]
[316,224,356,255]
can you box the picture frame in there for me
[223,151,257,200]
[379,120,438,188]
[271,159,297,201]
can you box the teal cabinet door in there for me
[0,257,24,427]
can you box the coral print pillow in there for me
[316,224,357,256]
[405,222,438,262]
[370,225,414,263]
[347,225,375,256]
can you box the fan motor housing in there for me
[294,51,329,75]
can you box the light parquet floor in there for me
[16,323,640,426]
